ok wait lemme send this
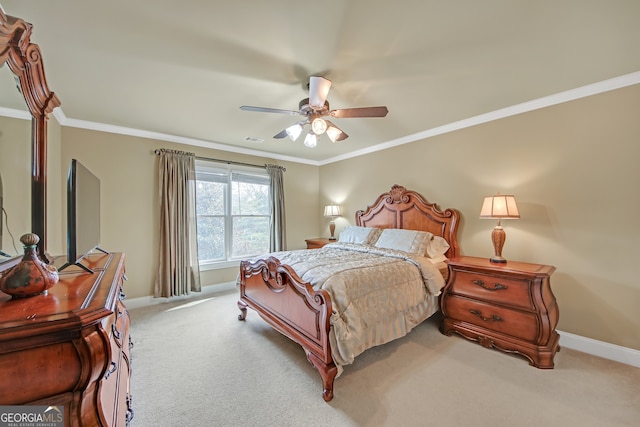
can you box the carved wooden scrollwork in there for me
[385,184,411,204]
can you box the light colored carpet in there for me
[128,288,640,427]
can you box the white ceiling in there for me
[1,1,639,164]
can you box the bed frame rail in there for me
[238,256,338,401]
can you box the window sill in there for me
[199,260,242,271]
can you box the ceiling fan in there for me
[240,76,388,147]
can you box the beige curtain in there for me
[154,149,201,297]
[265,164,286,252]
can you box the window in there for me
[195,160,271,269]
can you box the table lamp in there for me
[323,205,341,240]
[479,194,520,263]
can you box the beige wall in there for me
[320,84,640,350]
[59,129,320,299]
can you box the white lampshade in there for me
[304,132,317,148]
[480,195,520,219]
[323,205,341,218]
[326,125,342,142]
[285,123,303,141]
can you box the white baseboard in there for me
[125,286,639,369]
[558,330,640,368]
[124,281,236,310]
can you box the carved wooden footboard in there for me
[238,256,338,401]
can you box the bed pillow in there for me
[373,229,433,255]
[338,226,382,245]
[426,235,450,259]
[428,254,448,264]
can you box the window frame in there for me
[194,159,271,271]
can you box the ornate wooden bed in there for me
[237,185,460,401]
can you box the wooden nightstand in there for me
[305,238,334,249]
[441,256,560,368]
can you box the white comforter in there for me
[262,242,445,370]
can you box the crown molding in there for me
[52,109,320,166]
[0,106,31,119]
[320,71,640,165]
[5,71,640,166]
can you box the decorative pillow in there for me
[373,229,433,255]
[338,226,382,245]
[426,235,450,259]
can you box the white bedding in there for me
[261,242,446,371]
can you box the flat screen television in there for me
[59,159,107,273]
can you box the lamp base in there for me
[490,225,508,264]
[329,220,336,240]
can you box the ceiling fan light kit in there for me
[311,117,327,134]
[325,125,342,143]
[304,132,317,148]
[240,76,388,147]
[286,123,303,141]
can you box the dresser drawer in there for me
[99,348,120,426]
[443,295,539,342]
[449,269,533,310]
[113,300,128,348]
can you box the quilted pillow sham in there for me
[373,228,433,255]
[338,226,382,245]
[372,228,451,258]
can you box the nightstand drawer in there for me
[449,270,533,310]
[443,295,538,342]
[305,238,332,249]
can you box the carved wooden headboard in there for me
[355,185,461,258]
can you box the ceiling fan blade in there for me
[330,106,389,119]
[273,129,288,139]
[308,76,332,108]
[240,105,300,115]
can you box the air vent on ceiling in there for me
[244,136,264,143]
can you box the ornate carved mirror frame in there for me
[0,9,60,263]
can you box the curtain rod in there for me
[153,149,285,171]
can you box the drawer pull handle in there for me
[470,309,503,322]
[105,361,118,379]
[472,279,507,291]
[126,393,134,425]
[112,323,122,340]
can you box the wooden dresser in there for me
[0,252,133,426]
[441,256,559,368]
